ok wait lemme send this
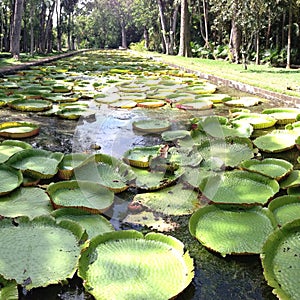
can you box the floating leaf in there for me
[0,122,40,139]
[190,204,276,257]
[0,187,52,219]
[262,107,300,124]
[47,180,114,213]
[7,149,64,179]
[253,130,296,152]
[0,164,23,195]
[132,119,171,133]
[0,140,32,163]
[261,219,300,300]
[280,170,300,189]
[268,195,300,226]
[78,230,194,300]
[8,99,52,112]
[239,158,293,180]
[0,216,82,290]
[199,170,279,205]
[51,208,115,239]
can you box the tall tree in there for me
[10,0,24,59]
[178,0,191,56]
[157,0,180,54]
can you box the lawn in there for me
[145,52,300,99]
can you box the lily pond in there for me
[0,50,300,300]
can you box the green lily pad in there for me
[161,130,190,141]
[136,99,166,108]
[195,93,232,103]
[197,137,254,168]
[0,187,52,219]
[168,146,203,167]
[0,122,40,139]
[280,170,300,189]
[132,119,171,133]
[0,140,32,163]
[51,208,115,239]
[73,153,136,193]
[123,146,161,168]
[0,164,23,195]
[8,99,53,112]
[58,153,92,180]
[174,100,213,110]
[232,113,277,129]
[47,180,114,213]
[78,230,194,300]
[253,130,296,152]
[197,116,253,138]
[108,100,137,108]
[239,158,293,180]
[131,183,199,215]
[131,166,183,191]
[199,170,280,205]
[56,107,88,120]
[190,204,276,257]
[262,107,300,124]
[268,195,300,226]
[0,216,82,290]
[261,219,300,300]
[7,149,64,179]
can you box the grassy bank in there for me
[146,52,300,99]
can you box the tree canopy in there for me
[1,0,300,67]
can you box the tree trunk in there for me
[45,1,55,53]
[144,26,150,50]
[202,0,209,47]
[178,0,191,57]
[56,0,62,52]
[286,3,292,69]
[121,20,127,48]
[10,0,24,59]
[157,0,171,54]
[255,33,260,65]
[229,18,241,63]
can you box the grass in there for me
[147,52,300,99]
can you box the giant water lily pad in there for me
[0,122,40,139]
[123,146,161,168]
[232,113,277,129]
[0,164,23,195]
[197,137,254,167]
[0,140,32,163]
[8,99,53,112]
[253,130,296,152]
[0,216,83,290]
[279,170,300,189]
[199,170,280,205]
[131,183,199,215]
[78,230,194,300]
[0,187,52,219]
[197,116,253,138]
[132,119,171,133]
[7,149,64,179]
[161,130,190,141]
[239,158,293,180]
[174,100,213,110]
[261,219,300,300]
[47,180,114,213]
[189,204,276,257]
[268,195,300,226]
[51,208,115,239]
[262,107,300,124]
[58,153,91,180]
[132,167,183,191]
[73,154,136,193]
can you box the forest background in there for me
[1,0,300,70]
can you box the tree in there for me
[178,0,191,56]
[157,0,180,54]
[10,0,25,59]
